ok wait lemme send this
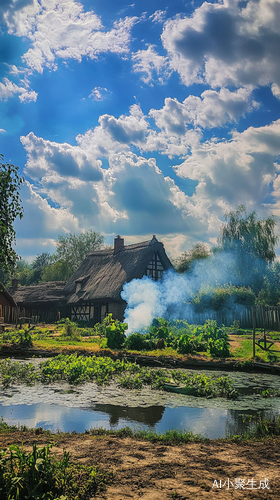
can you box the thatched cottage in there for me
[9,280,67,323]
[63,235,173,323]
[0,282,17,323]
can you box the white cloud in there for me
[89,87,110,101]
[3,0,138,73]
[0,77,37,102]
[149,10,166,24]
[149,87,258,132]
[161,0,280,89]
[174,119,280,220]
[0,129,6,133]
[271,83,280,99]
[132,45,170,84]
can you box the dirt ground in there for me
[0,431,279,499]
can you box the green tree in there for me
[219,204,278,263]
[51,230,104,280]
[41,260,69,282]
[32,252,52,269]
[175,242,210,274]
[218,205,279,292]
[0,155,24,274]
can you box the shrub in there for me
[125,333,155,351]
[61,318,81,341]
[0,443,110,499]
[192,284,256,313]
[103,315,127,349]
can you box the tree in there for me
[219,204,278,263]
[51,230,105,280]
[0,155,24,274]
[32,252,52,269]
[218,205,279,292]
[175,242,210,274]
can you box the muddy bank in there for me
[0,429,279,499]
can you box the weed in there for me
[0,443,111,499]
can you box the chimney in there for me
[11,278,18,290]
[114,235,124,253]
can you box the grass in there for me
[1,415,280,443]
[1,322,280,365]
[0,442,111,499]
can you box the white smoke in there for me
[121,250,267,333]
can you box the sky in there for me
[1,0,280,261]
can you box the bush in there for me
[125,333,155,351]
[192,285,256,313]
[0,443,109,499]
[61,318,81,341]
[103,315,127,349]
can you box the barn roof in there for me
[0,282,17,307]
[10,281,67,306]
[64,236,173,304]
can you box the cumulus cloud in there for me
[2,0,137,73]
[161,0,280,89]
[132,45,170,84]
[174,119,280,220]
[150,87,258,132]
[21,132,103,181]
[0,77,37,102]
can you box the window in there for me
[75,282,82,292]
[146,253,164,281]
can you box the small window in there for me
[146,253,164,281]
[76,282,82,292]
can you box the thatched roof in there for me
[9,281,67,306]
[0,282,17,307]
[64,236,173,304]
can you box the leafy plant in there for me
[61,318,81,341]
[125,333,155,351]
[0,443,110,499]
[104,314,127,349]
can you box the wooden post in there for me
[58,311,60,321]
[253,306,256,358]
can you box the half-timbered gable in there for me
[64,235,173,323]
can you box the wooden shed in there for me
[9,281,68,323]
[0,282,17,323]
[63,235,173,324]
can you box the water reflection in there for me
[1,402,279,438]
[93,404,165,426]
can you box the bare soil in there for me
[0,430,279,499]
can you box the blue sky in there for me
[1,0,280,261]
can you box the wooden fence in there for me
[182,304,280,330]
[1,305,69,325]
[2,303,280,331]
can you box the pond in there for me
[0,366,280,439]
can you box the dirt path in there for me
[0,431,279,499]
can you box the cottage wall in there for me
[108,301,126,322]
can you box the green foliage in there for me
[125,333,156,351]
[219,204,278,264]
[103,314,127,349]
[49,230,104,281]
[0,155,24,274]
[41,260,69,282]
[0,353,239,399]
[0,358,38,389]
[174,242,210,274]
[61,319,81,341]
[192,284,256,312]
[0,443,109,499]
